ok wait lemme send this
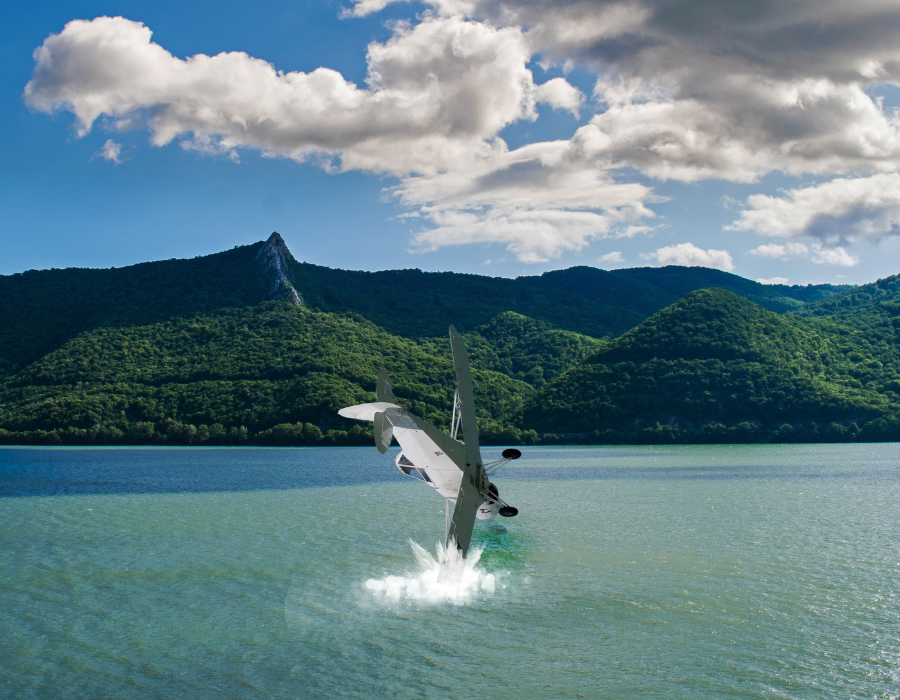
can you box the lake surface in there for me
[1,444,898,699]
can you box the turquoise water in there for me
[1,444,898,699]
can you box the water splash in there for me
[364,539,496,605]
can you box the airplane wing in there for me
[437,326,488,581]
[437,468,483,583]
[337,401,401,422]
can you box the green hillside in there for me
[522,289,900,443]
[0,232,895,445]
[795,275,900,393]
[0,303,540,446]
[416,312,603,388]
[0,244,272,376]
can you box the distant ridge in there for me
[285,259,849,339]
[1,233,896,446]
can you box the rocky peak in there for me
[256,232,301,305]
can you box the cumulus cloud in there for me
[398,139,657,261]
[28,1,900,264]
[345,0,900,259]
[748,242,810,260]
[24,15,579,177]
[811,246,860,267]
[24,15,615,262]
[347,0,900,181]
[344,0,473,18]
[747,240,859,266]
[599,251,624,264]
[534,77,583,116]
[728,174,900,247]
[481,0,900,180]
[95,139,125,164]
[341,0,404,18]
[641,242,734,271]
[756,277,790,285]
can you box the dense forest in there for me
[1,232,897,445]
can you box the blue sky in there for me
[4,0,900,285]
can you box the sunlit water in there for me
[1,444,898,698]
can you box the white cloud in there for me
[398,139,657,261]
[747,241,859,266]
[641,242,735,272]
[28,2,900,265]
[599,251,624,264]
[342,0,900,266]
[534,77,583,116]
[343,0,473,18]
[411,205,645,263]
[95,139,125,164]
[356,0,900,182]
[811,246,860,267]
[748,243,809,260]
[24,15,609,263]
[756,277,790,285]
[340,0,404,18]
[24,15,579,178]
[617,224,656,238]
[728,174,900,246]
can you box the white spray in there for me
[364,539,496,605]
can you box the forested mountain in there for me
[0,233,843,376]
[0,244,273,377]
[1,232,895,445]
[523,289,900,442]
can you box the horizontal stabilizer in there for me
[338,402,400,422]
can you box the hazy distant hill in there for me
[1,232,895,445]
[795,273,900,318]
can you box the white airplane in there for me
[338,325,520,582]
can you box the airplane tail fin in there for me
[375,369,395,403]
[372,370,397,454]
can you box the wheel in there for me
[501,448,521,460]
[499,506,518,517]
